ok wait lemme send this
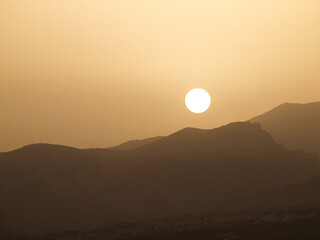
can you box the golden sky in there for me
[1,0,320,151]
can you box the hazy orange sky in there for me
[1,0,320,151]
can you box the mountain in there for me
[108,136,163,150]
[0,122,319,237]
[250,101,320,156]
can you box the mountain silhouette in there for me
[250,101,320,156]
[0,122,319,237]
[108,136,163,150]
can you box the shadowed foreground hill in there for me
[250,101,320,156]
[241,176,320,211]
[0,122,319,237]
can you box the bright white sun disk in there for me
[185,88,211,113]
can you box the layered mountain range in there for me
[1,102,320,238]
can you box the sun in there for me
[185,88,211,113]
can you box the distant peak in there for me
[9,143,78,154]
[277,101,320,109]
[251,100,320,122]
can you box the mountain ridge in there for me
[1,121,319,237]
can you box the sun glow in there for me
[185,88,211,113]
